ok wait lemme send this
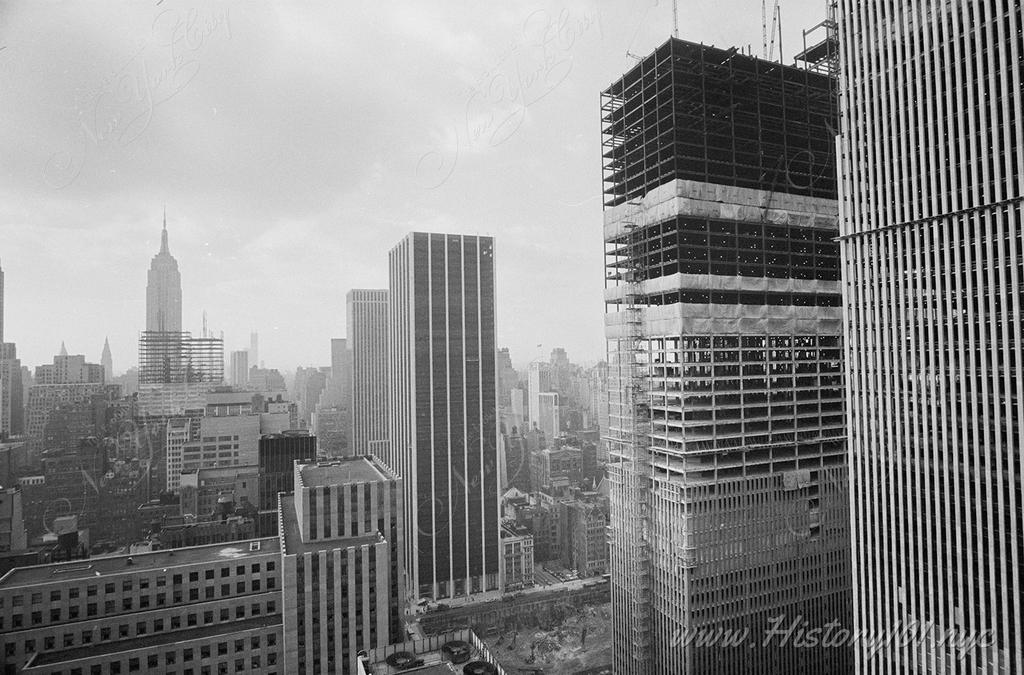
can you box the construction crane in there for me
[763,0,782,61]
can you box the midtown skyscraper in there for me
[347,289,389,456]
[230,349,249,387]
[138,215,224,388]
[839,2,1024,672]
[386,233,500,601]
[0,259,22,439]
[250,331,259,369]
[602,38,850,673]
[146,214,182,332]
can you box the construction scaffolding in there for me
[621,201,654,666]
[601,32,850,675]
[601,38,836,209]
[139,331,224,385]
[793,1,840,77]
[186,336,225,384]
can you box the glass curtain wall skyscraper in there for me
[386,232,500,601]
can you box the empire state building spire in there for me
[146,210,182,332]
[160,207,169,254]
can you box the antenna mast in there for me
[672,0,679,38]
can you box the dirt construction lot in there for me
[481,602,613,674]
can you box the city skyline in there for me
[2,2,1021,674]
[0,0,826,374]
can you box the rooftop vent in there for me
[385,651,424,670]
[442,640,472,664]
[51,565,93,576]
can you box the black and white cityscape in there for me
[0,1,1022,673]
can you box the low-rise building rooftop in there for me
[278,493,381,556]
[0,537,279,588]
[298,455,387,486]
[359,629,506,675]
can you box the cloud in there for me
[0,0,825,372]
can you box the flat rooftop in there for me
[279,493,382,556]
[299,456,387,486]
[0,538,280,589]
[365,630,504,675]
[30,615,282,667]
[206,391,256,404]
[393,666,456,675]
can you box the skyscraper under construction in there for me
[602,38,850,673]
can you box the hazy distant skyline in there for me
[0,0,827,373]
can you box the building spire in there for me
[160,207,169,254]
[59,341,68,356]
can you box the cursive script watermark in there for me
[416,7,602,190]
[43,6,231,189]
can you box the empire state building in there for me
[146,214,182,332]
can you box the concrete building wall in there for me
[179,464,260,519]
[537,391,560,440]
[0,345,22,439]
[509,387,526,435]
[280,456,404,673]
[347,289,389,457]
[282,539,389,675]
[165,414,260,492]
[839,1,1024,671]
[528,362,553,429]
[0,539,283,674]
[229,350,249,388]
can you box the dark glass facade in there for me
[257,433,316,535]
[389,232,500,600]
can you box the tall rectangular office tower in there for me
[839,2,1024,672]
[387,232,500,601]
[602,39,850,674]
[347,289,390,456]
[280,456,404,674]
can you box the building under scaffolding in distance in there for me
[139,331,224,386]
[601,37,850,674]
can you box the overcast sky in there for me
[0,0,825,374]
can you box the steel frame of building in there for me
[602,39,836,209]
[602,36,852,675]
[139,331,224,385]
